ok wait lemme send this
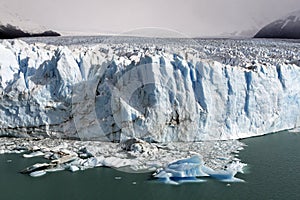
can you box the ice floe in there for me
[0,137,246,184]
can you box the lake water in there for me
[1,131,299,200]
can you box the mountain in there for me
[0,5,60,39]
[0,38,299,142]
[0,24,60,39]
[254,10,300,39]
[219,28,259,38]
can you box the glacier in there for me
[0,38,300,142]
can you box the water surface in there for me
[0,131,299,200]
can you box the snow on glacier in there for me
[0,38,300,142]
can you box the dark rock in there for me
[0,24,60,39]
[254,13,300,39]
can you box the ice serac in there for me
[0,39,300,142]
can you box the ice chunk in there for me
[153,155,207,184]
[69,165,80,172]
[202,167,244,182]
[154,155,245,184]
[23,151,44,158]
[29,170,46,177]
[154,155,208,178]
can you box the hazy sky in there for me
[1,0,300,36]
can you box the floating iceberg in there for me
[29,170,47,177]
[153,155,245,184]
[154,156,208,178]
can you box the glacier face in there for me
[0,38,299,142]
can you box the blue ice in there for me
[154,155,245,185]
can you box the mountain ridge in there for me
[254,10,300,39]
[0,5,60,39]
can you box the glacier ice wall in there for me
[0,39,299,142]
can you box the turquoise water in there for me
[1,131,299,200]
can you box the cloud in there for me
[1,0,300,37]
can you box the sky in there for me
[1,0,300,37]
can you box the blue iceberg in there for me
[153,155,245,184]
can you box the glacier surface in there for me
[0,37,300,142]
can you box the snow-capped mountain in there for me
[254,10,300,39]
[0,5,60,39]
